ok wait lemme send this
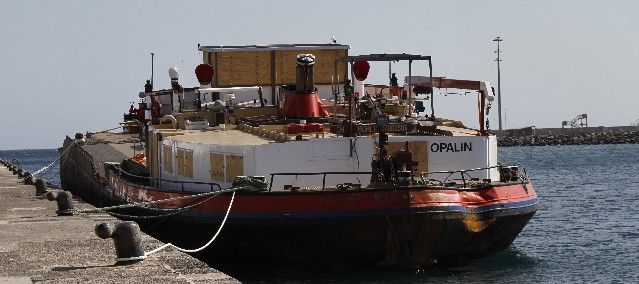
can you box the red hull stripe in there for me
[178,198,538,220]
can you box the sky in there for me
[1,0,638,149]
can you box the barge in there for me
[61,43,537,268]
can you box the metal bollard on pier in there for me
[34,178,48,195]
[95,221,146,263]
[46,190,75,216]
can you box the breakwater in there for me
[498,130,639,147]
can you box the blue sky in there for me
[1,0,638,149]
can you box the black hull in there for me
[140,207,536,269]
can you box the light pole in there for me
[493,36,503,131]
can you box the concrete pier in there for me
[0,167,238,284]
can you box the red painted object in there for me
[304,123,324,133]
[278,89,329,119]
[283,124,305,134]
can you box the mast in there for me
[493,36,503,131]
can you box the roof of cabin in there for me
[198,43,350,52]
[168,129,273,146]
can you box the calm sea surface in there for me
[2,144,638,283]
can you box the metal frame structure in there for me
[337,54,434,118]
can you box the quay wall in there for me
[0,157,237,283]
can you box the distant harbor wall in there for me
[495,126,639,146]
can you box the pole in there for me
[151,52,155,90]
[408,60,412,114]
[493,37,503,131]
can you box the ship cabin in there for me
[134,44,500,192]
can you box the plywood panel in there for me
[225,154,244,182]
[184,150,193,178]
[212,48,348,87]
[210,152,225,181]
[216,51,272,86]
[176,148,185,176]
[163,145,173,173]
[387,141,428,173]
[275,49,348,85]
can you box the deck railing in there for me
[419,165,526,188]
[268,171,374,192]
[108,164,223,193]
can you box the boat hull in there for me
[102,172,537,268]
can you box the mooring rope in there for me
[145,191,236,255]
[100,194,218,219]
[32,145,72,177]
[74,187,238,214]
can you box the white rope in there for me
[145,191,236,256]
[32,145,72,176]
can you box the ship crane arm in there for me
[406,76,495,135]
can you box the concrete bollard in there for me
[34,178,48,195]
[95,221,146,263]
[46,190,75,216]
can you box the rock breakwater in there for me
[498,130,639,147]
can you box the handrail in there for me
[111,164,223,193]
[419,165,527,188]
[268,171,374,192]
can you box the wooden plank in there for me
[215,51,272,86]
[176,148,185,176]
[213,48,348,87]
[163,145,173,173]
[210,152,225,181]
[225,154,244,182]
[184,150,193,178]
[387,141,428,173]
[410,141,428,173]
[275,49,348,85]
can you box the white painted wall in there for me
[387,135,499,181]
[156,127,498,192]
[158,136,256,192]
[253,136,375,190]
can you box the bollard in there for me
[17,169,25,178]
[34,178,48,195]
[11,166,19,175]
[95,221,146,263]
[24,175,35,185]
[21,171,31,179]
[46,190,75,216]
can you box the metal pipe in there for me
[408,60,412,114]
[429,59,434,118]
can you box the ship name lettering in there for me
[430,142,472,153]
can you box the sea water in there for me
[2,144,638,282]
